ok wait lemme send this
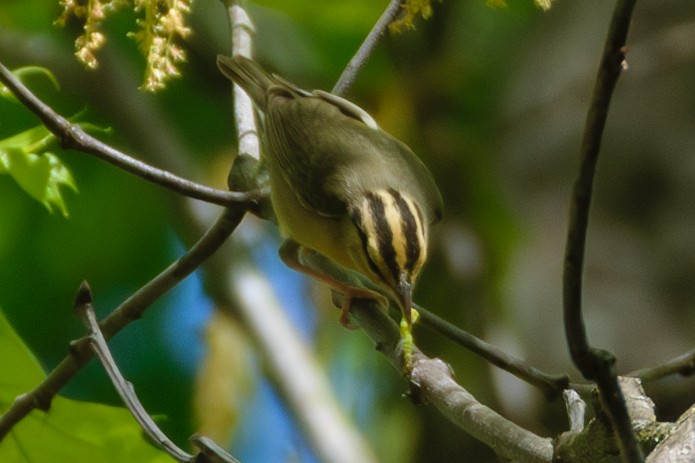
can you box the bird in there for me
[217,55,443,361]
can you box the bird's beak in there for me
[396,273,413,327]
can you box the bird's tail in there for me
[217,55,275,109]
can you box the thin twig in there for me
[305,246,569,398]
[229,3,260,161]
[627,348,695,382]
[0,206,245,441]
[562,0,640,462]
[0,60,263,208]
[332,0,403,95]
[301,244,566,462]
[347,298,554,463]
[74,281,241,463]
[417,306,570,399]
[191,435,242,463]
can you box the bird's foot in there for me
[337,287,389,329]
[339,302,359,330]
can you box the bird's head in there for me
[348,188,429,326]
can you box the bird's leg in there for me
[279,240,388,329]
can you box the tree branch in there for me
[228,3,260,161]
[331,0,403,95]
[294,245,556,462]
[562,0,640,461]
[628,348,695,383]
[0,206,244,441]
[347,298,554,463]
[73,282,240,463]
[417,305,570,400]
[556,378,668,462]
[0,60,264,208]
[646,404,695,463]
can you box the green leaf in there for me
[0,309,175,463]
[0,66,60,103]
[0,124,56,154]
[0,126,77,218]
[0,310,45,394]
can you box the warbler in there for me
[218,55,443,356]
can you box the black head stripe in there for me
[367,192,400,285]
[390,189,421,276]
[350,203,383,280]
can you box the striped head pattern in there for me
[349,188,428,322]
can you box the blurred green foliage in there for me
[1,0,694,462]
[0,309,174,462]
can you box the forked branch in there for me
[562,0,641,461]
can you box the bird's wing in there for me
[385,134,444,224]
[216,56,444,221]
[265,92,349,217]
[267,90,443,223]
[312,90,379,130]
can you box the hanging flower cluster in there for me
[56,0,192,91]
